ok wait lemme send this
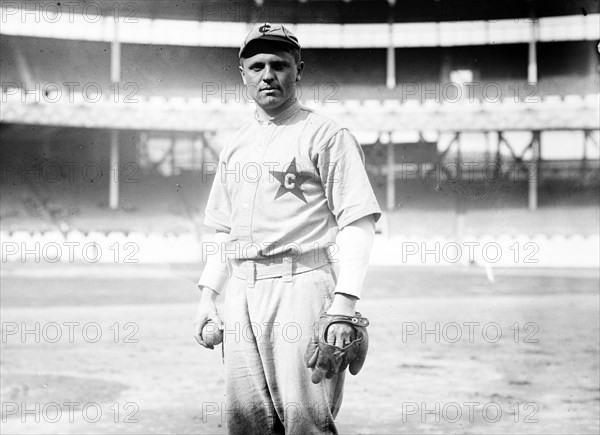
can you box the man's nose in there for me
[262,66,276,82]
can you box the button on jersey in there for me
[204,101,381,260]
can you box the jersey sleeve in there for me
[197,230,230,294]
[203,150,232,233]
[316,128,382,229]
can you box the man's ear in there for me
[295,61,305,82]
[239,64,247,85]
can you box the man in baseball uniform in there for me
[194,23,381,434]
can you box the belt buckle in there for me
[282,256,293,282]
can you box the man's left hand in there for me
[326,292,358,347]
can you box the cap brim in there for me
[239,36,300,58]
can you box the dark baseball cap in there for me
[239,23,301,58]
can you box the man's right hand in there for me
[193,286,223,348]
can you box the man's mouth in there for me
[260,87,280,92]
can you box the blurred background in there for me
[1,1,599,434]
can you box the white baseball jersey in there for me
[203,100,381,260]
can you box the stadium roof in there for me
[1,12,597,48]
[2,0,598,23]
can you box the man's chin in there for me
[255,96,287,110]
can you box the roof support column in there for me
[384,133,395,211]
[527,2,538,84]
[386,0,396,89]
[527,2,539,211]
[528,131,541,211]
[109,23,121,210]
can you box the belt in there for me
[228,248,331,287]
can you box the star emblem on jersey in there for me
[270,158,309,203]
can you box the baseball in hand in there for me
[202,321,223,348]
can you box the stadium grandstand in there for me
[0,0,598,245]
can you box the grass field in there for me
[1,263,599,434]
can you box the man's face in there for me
[240,46,304,112]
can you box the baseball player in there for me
[194,23,381,434]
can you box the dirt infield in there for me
[1,265,599,434]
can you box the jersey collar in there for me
[255,100,301,125]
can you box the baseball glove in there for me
[305,312,369,384]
